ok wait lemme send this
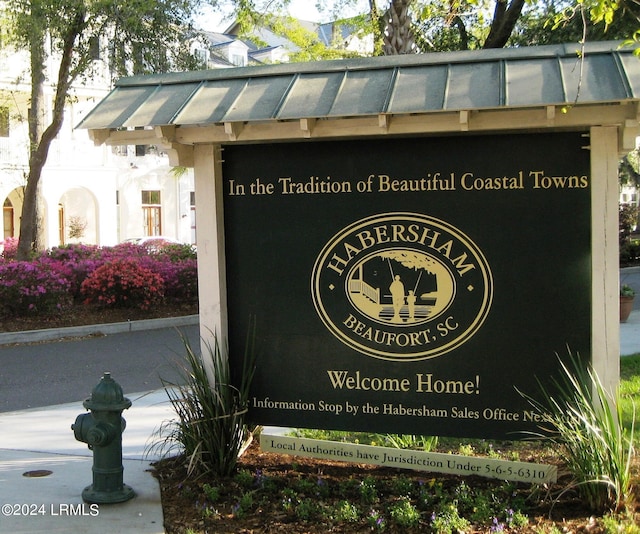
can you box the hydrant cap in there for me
[83,372,132,411]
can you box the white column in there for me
[194,143,228,352]
[590,126,620,392]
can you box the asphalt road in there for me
[0,325,199,413]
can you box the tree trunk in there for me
[16,25,46,260]
[484,0,526,49]
[16,7,86,260]
[383,0,416,55]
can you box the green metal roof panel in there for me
[328,70,395,116]
[560,54,628,103]
[80,86,156,129]
[121,82,202,127]
[77,41,640,131]
[174,79,247,124]
[619,54,640,98]
[444,62,502,109]
[505,58,565,106]
[278,73,345,118]
[387,65,448,113]
[221,75,295,121]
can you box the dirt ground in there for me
[152,439,640,533]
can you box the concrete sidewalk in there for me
[0,389,174,533]
[621,309,640,356]
[1,311,639,534]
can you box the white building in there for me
[0,39,196,248]
[0,15,372,250]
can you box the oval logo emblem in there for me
[311,213,493,361]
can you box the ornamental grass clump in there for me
[525,351,635,513]
[153,326,256,477]
[80,258,165,310]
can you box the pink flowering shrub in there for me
[0,261,72,315]
[135,256,198,303]
[47,244,101,262]
[0,237,19,261]
[80,259,165,310]
[0,242,196,317]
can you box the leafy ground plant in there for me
[150,325,256,477]
[523,351,635,513]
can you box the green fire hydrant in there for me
[72,372,135,504]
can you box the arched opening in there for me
[58,187,98,245]
[3,188,23,240]
[3,197,14,239]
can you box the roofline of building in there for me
[113,41,636,88]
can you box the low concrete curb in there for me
[0,314,199,346]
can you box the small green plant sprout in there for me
[234,469,255,489]
[430,503,471,534]
[201,483,220,503]
[621,284,636,297]
[359,476,379,504]
[294,498,320,521]
[505,507,529,528]
[367,509,386,531]
[389,497,421,528]
[232,491,254,519]
[390,475,413,496]
[333,500,359,522]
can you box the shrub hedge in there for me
[0,241,197,316]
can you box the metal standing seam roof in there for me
[77,41,640,131]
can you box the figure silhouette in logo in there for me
[389,274,405,323]
[407,289,416,322]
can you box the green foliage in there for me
[359,476,379,504]
[602,512,640,533]
[2,0,201,77]
[234,469,255,489]
[389,475,413,496]
[232,491,254,518]
[382,433,438,451]
[620,204,639,245]
[620,354,640,443]
[152,324,256,477]
[389,496,420,527]
[430,502,471,533]
[524,351,635,513]
[202,483,220,503]
[1,0,201,257]
[333,500,359,522]
[294,498,320,520]
[621,284,636,298]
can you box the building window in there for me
[142,190,161,236]
[3,198,14,239]
[89,36,100,60]
[231,53,246,67]
[0,107,9,137]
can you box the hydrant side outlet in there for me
[72,373,135,504]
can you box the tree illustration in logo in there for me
[346,249,455,326]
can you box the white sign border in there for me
[260,434,557,484]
